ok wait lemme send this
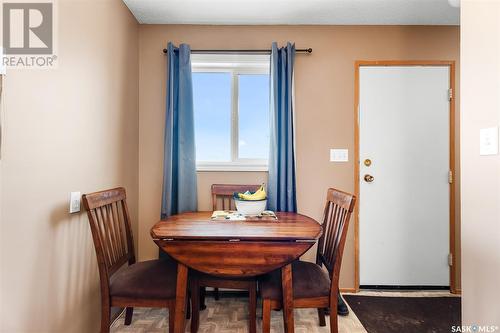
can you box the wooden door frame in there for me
[353,60,457,293]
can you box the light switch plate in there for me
[480,127,499,156]
[330,149,349,162]
[69,192,81,213]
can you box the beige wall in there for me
[461,1,500,326]
[138,25,461,290]
[0,1,139,332]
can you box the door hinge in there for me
[448,88,453,101]
[448,253,453,266]
[448,170,453,184]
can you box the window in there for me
[192,54,270,171]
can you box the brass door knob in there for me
[364,174,374,183]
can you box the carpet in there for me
[344,295,461,333]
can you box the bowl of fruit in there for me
[233,185,267,216]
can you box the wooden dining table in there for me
[150,211,322,333]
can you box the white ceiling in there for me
[123,0,460,25]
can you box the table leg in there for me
[281,263,294,333]
[174,263,188,333]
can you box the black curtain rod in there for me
[162,48,312,54]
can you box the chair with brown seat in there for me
[260,188,356,333]
[189,184,261,333]
[83,187,178,333]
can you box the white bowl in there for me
[234,199,267,216]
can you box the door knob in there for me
[364,174,374,183]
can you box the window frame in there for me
[191,54,270,172]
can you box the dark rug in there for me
[344,295,461,333]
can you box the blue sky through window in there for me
[238,74,270,159]
[193,71,270,163]
[193,72,231,161]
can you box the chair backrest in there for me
[82,187,136,288]
[211,184,261,211]
[316,188,356,293]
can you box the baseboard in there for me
[206,288,358,296]
[359,285,450,291]
[340,287,357,293]
[205,290,248,297]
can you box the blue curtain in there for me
[268,42,297,212]
[161,42,198,219]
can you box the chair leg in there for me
[262,299,271,333]
[124,307,134,325]
[200,287,207,310]
[190,279,200,333]
[214,287,220,300]
[248,284,257,333]
[317,308,326,327]
[168,306,175,333]
[100,302,111,333]
[186,293,191,319]
[329,302,338,333]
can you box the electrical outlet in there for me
[69,192,81,213]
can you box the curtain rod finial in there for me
[163,48,168,54]
[307,48,313,53]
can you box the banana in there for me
[238,185,267,200]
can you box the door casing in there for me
[353,60,457,293]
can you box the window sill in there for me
[196,164,268,172]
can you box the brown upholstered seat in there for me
[260,188,356,333]
[260,261,331,300]
[110,259,177,299]
[82,188,178,333]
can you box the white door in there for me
[359,66,450,286]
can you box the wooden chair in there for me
[210,183,261,211]
[208,183,261,301]
[260,188,356,333]
[190,184,261,333]
[83,187,178,333]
